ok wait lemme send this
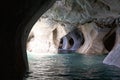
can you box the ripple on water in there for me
[25,52,120,80]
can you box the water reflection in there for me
[26,52,120,80]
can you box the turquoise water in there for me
[25,52,120,80]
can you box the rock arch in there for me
[59,29,84,52]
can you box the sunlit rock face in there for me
[27,18,67,53]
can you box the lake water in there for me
[25,52,120,80]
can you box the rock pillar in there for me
[77,23,109,54]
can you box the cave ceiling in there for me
[41,0,120,28]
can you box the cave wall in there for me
[1,0,56,79]
[27,17,68,53]
[26,0,120,57]
[27,18,58,53]
[43,0,120,24]
[103,24,120,67]
[77,23,109,54]
[35,0,119,55]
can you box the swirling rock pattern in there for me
[59,29,84,51]
[27,0,120,60]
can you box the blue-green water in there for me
[26,52,120,80]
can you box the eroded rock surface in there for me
[27,18,67,53]
[103,21,120,67]
[77,23,110,54]
[59,29,84,51]
[27,0,120,58]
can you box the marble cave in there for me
[2,0,120,79]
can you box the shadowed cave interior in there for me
[103,31,116,52]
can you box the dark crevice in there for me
[59,38,63,49]
[103,31,116,52]
[69,37,74,48]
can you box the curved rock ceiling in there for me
[42,0,120,25]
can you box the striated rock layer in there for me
[103,24,120,67]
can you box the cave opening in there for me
[69,37,74,48]
[58,29,84,53]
